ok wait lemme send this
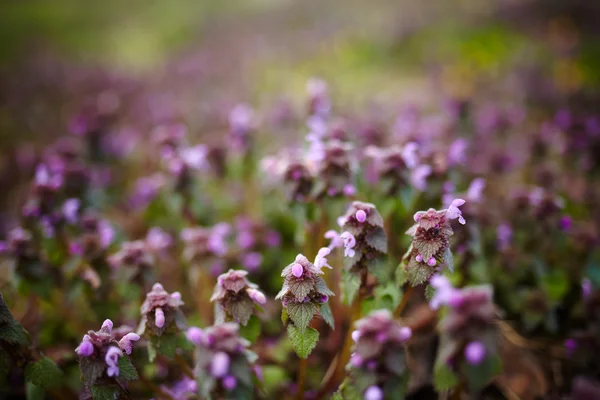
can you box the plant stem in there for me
[393,285,414,318]
[297,357,308,400]
[334,292,363,382]
[175,354,194,378]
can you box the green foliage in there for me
[0,347,10,387]
[116,357,139,381]
[289,279,314,302]
[228,297,255,326]
[79,356,106,386]
[287,325,319,359]
[25,356,63,388]
[90,384,124,400]
[239,315,261,343]
[461,354,502,392]
[319,302,335,330]
[286,302,317,331]
[374,282,401,311]
[341,270,361,305]
[434,362,458,391]
[149,333,179,360]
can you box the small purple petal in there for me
[464,341,486,365]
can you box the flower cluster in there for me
[331,201,387,299]
[76,319,139,388]
[403,199,466,285]
[138,283,185,336]
[338,310,412,400]
[430,275,498,387]
[187,323,258,398]
[364,143,419,194]
[276,251,335,331]
[180,223,230,261]
[312,139,354,198]
[211,269,267,325]
[108,240,155,271]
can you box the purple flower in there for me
[118,333,140,355]
[98,220,114,249]
[265,230,281,247]
[355,210,367,223]
[446,198,466,225]
[343,184,356,196]
[560,215,572,232]
[242,252,262,272]
[464,341,486,365]
[429,275,459,310]
[155,307,165,328]
[399,327,412,341]
[105,346,123,377]
[324,230,343,249]
[180,145,208,170]
[314,247,332,270]
[222,375,237,390]
[427,257,437,267]
[364,385,383,400]
[340,232,356,258]
[210,352,230,378]
[448,139,468,165]
[496,222,512,251]
[582,278,593,299]
[187,327,205,345]
[565,338,577,356]
[291,263,303,278]
[410,165,432,192]
[62,199,80,224]
[401,142,419,168]
[75,336,94,357]
[466,178,485,203]
[237,230,256,250]
[247,288,267,304]
[146,227,172,252]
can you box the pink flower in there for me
[186,327,205,345]
[427,257,437,267]
[401,142,419,168]
[429,275,459,310]
[105,346,123,377]
[210,352,230,378]
[466,178,486,203]
[291,263,304,278]
[62,198,80,224]
[118,333,140,355]
[314,247,332,270]
[410,165,432,192]
[155,307,165,328]
[464,341,486,365]
[364,385,383,400]
[247,288,267,305]
[446,198,466,225]
[340,232,356,258]
[76,336,94,357]
[222,375,237,390]
[324,230,343,249]
[355,210,367,223]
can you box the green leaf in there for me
[341,270,361,305]
[90,384,123,400]
[289,279,314,302]
[239,315,261,343]
[25,356,63,388]
[117,357,139,381]
[79,356,106,386]
[541,270,569,303]
[314,277,335,297]
[319,303,335,330]
[0,321,29,345]
[406,260,434,286]
[434,362,458,391]
[150,333,179,359]
[26,382,45,400]
[147,340,157,362]
[287,325,319,359]
[365,229,387,254]
[227,297,254,326]
[281,308,289,325]
[461,354,502,392]
[287,302,317,331]
[383,374,408,399]
[374,282,401,311]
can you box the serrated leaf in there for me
[26,382,45,400]
[289,279,314,302]
[425,284,435,301]
[25,357,63,388]
[413,239,443,262]
[374,283,401,311]
[227,297,254,326]
[80,356,106,386]
[434,362,458,391]
[116,357,139,381]
[365,229,387,254]
[367,257,389,283]
[343,250,363,271]
[314,277,335,297]
[395,264,408,286]
[0,321,29,345]
[319,303,335,330]
[341,270,361,305]
[150,333,178,359]
[406,260,434,286]
[90,384,123,400]
[287,325,319,359]
[0,294,14,324]
[287,303,317,331]
[239,315,261,343]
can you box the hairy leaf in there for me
[365,229,387,254]
[227,297,254,326]
[319,303,335,330]
[25,356,63,388]
[90,384,124,400]
[341,270,361,305]
[287,325,319,359]
[79,356,106,386]
[287,302,317,331]
[116,357,139,381]
[314,277,335,297]
[289,279,314,302]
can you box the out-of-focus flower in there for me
[62,198,80,224]
[105,346,123,377]
[140,283,185,334]
[146,227,172,253]
[211,269,267,325]
[410,164,432,192]
[496,222,512,251]
[341,232,356,258]
[464,341,486,365]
